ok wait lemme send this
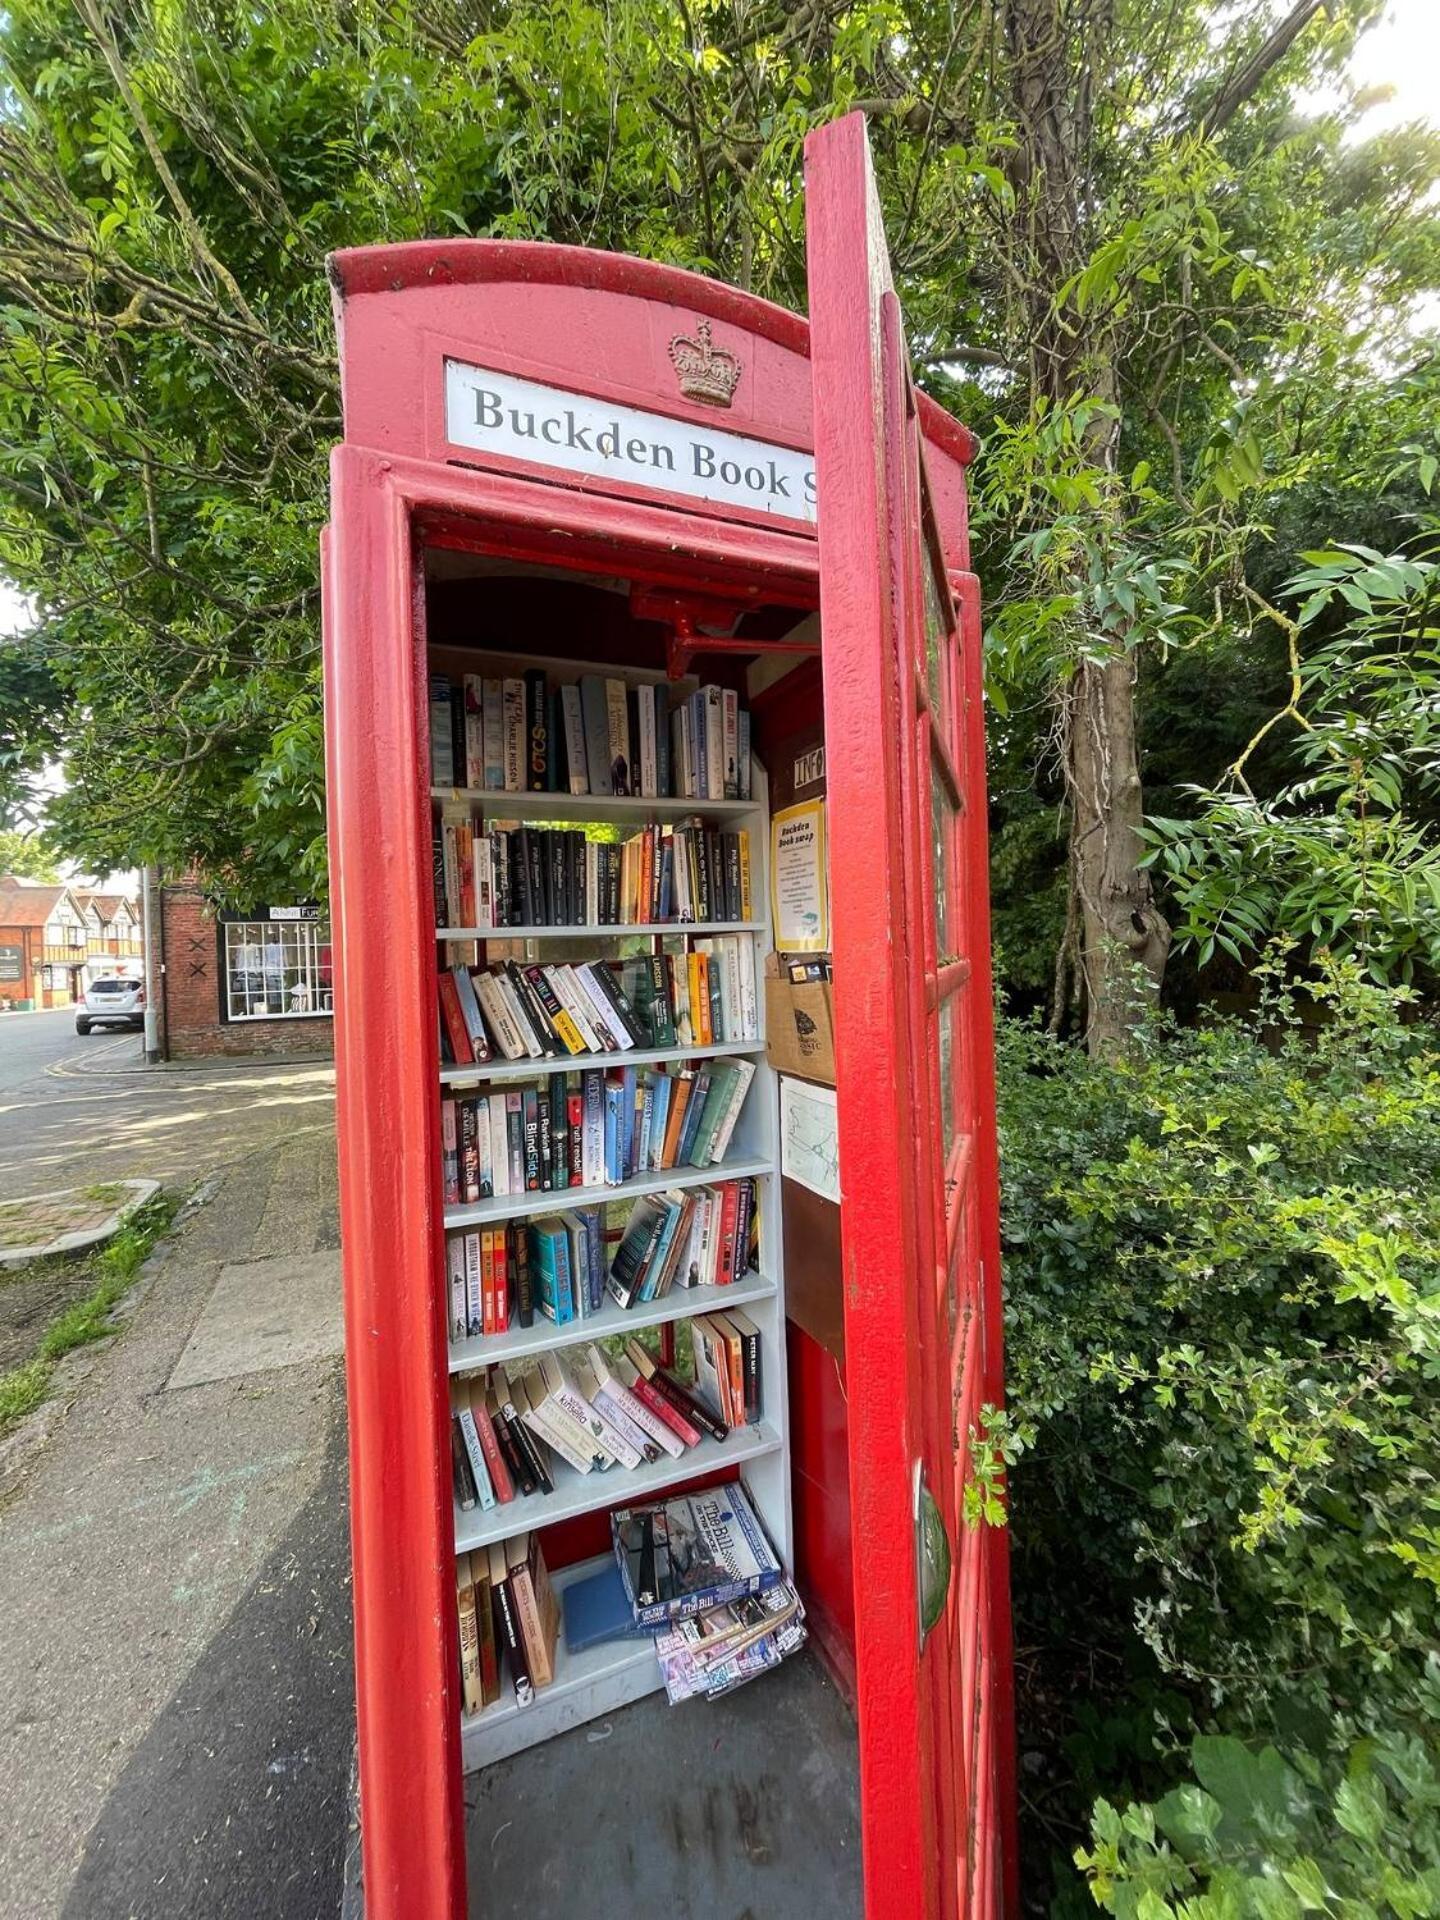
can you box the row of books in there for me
[447,1178,759,1341]
[430,670,752,803]
[442,1057,757,1206]
[457,1485,802,1718]
[437,948,757,1070]
[435,819,752,930]
[456,1532,557,1714]
[449,1334,760,1518]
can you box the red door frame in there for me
[806,114,1017,1920]
[323,217,1014,1920]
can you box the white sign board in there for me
[444,361,816,524]
[780,1077,841,1203]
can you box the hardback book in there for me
[456,1551,485,1715]
[612,1482,782,1626]
[561,1558,652,1655]
[486,1539,534,1705]
[506,1532,558,1689]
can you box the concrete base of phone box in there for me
[463,1646,860,1919]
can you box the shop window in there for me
[223,919,334,1021]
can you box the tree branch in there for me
[1191,1,1323,139]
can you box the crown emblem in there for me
[668,319,741,408]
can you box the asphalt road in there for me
[0,1008,336,1201]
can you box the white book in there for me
[720,936,744,1045]
[560,684,588,795]
[522,1360,611,1470]
[581,1072,605,1187]
[511,1372,595,1478]
[502,679,526,792]
[547,965,603,1054]
[637,684,658,798]
[488,1093,511,1198]
[704,685,724,800]
[441,822,461,926]
[496,971,545,1057]
[482,679,505,789]
[722,689,739,800]
[546,1351,642,1470]
[708,1059,757,1166]
[584,842,600,926]
[671,708,688,802]
[588,1344,686,1460]
[475,971,527,1060]
[447,1236,467,1339]
[463,676,486,789]
[473,835,495,932]
[575,963,634,1052]
[737,937,758,1043]
[584,1372,662,1466]
[568,964,620,1051]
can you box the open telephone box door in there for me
[323,110,1013,1920]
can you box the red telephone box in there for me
[323,113,1014,1920]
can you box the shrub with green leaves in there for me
[1077,1659,1440,1920]
[997,955,1440,1845]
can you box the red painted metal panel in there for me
[323,456,467,1920]
[805,112,1016,1920]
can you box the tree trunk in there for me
[1066,650,1171,1055]
[1003,0,1171,1053]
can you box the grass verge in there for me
[0,1190,178,1438]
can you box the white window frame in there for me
[222,918,333,1023]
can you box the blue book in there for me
[562,1560,649,1654]
[586,1208,605,1312]
[638,1195,684,1303]
[529,1218,575,1324]
[604,1077,624,1184]
[620,1067,637,1179]
[648,1073,673,1172]
[677,1068,711,1163]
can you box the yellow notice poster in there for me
[770,800,829,952]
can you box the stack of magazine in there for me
[561,1481,807,1705]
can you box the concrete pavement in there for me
[0,1008,336,1201]
[0,1012,354,1917]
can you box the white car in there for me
[77,976,145,1034]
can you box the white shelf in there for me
[434,788,756,825]
[460,1552,662,1771]
[443,1151,773,1229]
[441,1039,759,1088]
[454,1420,782,1556]
[438,922,764,941]
[448,1268,777,1373]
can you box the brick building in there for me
[0,880,89,1007]
[152,876,334,1060]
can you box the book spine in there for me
[508,1555,553,1689]
[511,1221,533,1328]
[488,1394,532,1493]
[537,1088,554,1191]
[718,1181,741,1287]
[490,1573,534,1705]
[650,1362,728,1442]
[451,1421,477,1509]
[464,1232,483,1336]
[456,1574,483,1716]
[569,1095,585,1187]
[560,683,588,795]
[592,1384,662,1464]
[502,678,526,791]
[457,1407,496,1510]
[627,1371,702,1449]
[496,1382,553,1492]
[605,678,630,795]
[472,1394,514,1503]
[483,678,505,789]
[441,1099,459,1207]
[722,689,739,799]
[447,1236,467,1340]
[429,673,454,785]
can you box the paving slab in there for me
[166,1249,344,1389]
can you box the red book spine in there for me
[717,1180,740,1287]
[567,1093,583,1184]
[492,1228,509,1332]
[437,973,473,1064]
[629,1373,701,1448]
[472,1396,514,1503]
[480,1231,496,1336]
